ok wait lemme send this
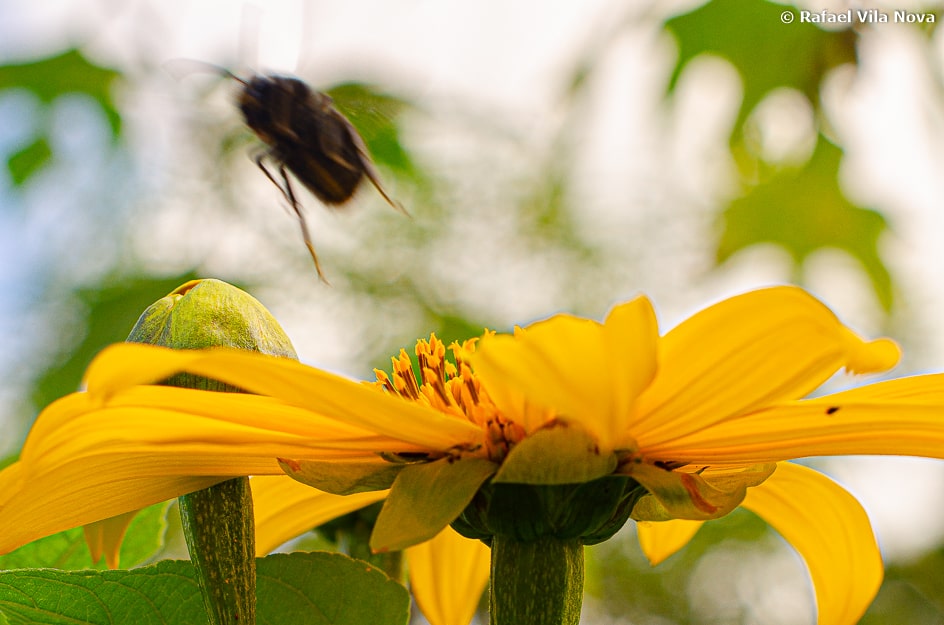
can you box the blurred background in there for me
[2,0,944,622]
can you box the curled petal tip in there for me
[843,331,900,374]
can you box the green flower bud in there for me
[127,278,296,625]
[127,278,296,359]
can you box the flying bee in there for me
[233,72,409,281]
[175,62,408,282]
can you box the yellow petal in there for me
[0,388,402,556]
[250,476,388,555]
[635,519,703,566]
[83,510,140,568]
[634,286,899,449]
[601,297,659,445]
[839,327,900,374]
[646,375,944,463]
[85,344,483,451]
[471,316,603,435]
[25,387,418,460]
[406,527,490,625]
[471,296,658,450]
[741,463,882,625]
[0,465,223,557]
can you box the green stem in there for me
[174,374,256,625]
[489,535,584,625]
[179,477,256,625]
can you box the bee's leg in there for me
[361,157,409,217]
[254,154,329,283]
[254,152,291,204]
[279,164,329,284]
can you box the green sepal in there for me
[278,458,407,495]
[452,475,644,544]
[492,424,617,485]
[628,462,776,521]
[370,457,497,553]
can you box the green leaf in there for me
[0,561,206,625]
[664,0,856,133]
[0,49,123,137]
[257,552,409,625]
[0,502,170,571]
[0,553,409,625]
[6,137,52,186]
[371,457,497,552]
[716,135,893,310]
[326,82,418,180]
[493,424,617,485]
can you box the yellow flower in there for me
[2,285,943,625]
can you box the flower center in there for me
[373,333,525,462]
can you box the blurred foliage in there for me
[0,48,122,185]
[586,509,772,623]
[7,136,52,186]
[30,272,199,414]
[663,0,894,311]
[718,134,892,310]
[664,0,857,138]
[864,546,944,623]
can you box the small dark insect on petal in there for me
[825,406,840,415]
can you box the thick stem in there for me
[179,477,256,625]
[489,535,584,625]
[171,375,256,625]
